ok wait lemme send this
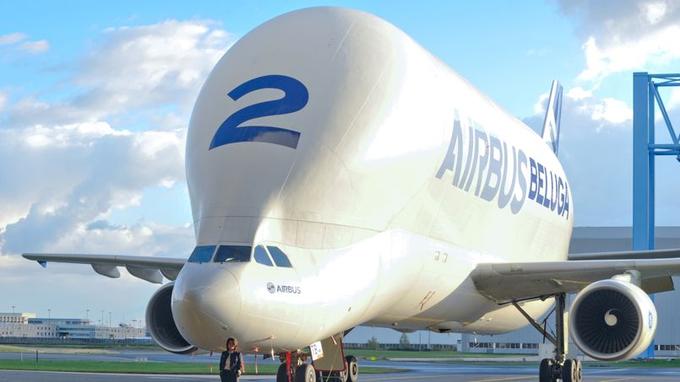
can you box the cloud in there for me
[525,85,680,226]
[0,18,234,319]
[0,32,49,55]
[0,19,233,261]
[19,39,49,54]
[555,0,680,81]
[73,20,231,118]
[534,86,632,128]
[0,32,27,45]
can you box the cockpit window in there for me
[214,245,252,263]
[267,246,293,268]
[188,245,216,263]
[254,245,274,266]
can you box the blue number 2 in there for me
[209,75,309,150]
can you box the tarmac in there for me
[3,350,680,381]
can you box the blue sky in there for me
[2,1,680,344]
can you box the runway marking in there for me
[597,378,636,382]
[470,376,534,382]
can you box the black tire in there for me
[277,363,289,382]
[295,364,316,382]
[539,358,554,382]
[345,355,358,382]
[561,359,577,382]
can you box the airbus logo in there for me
[266,282,301,295]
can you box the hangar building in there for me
[460,226,680,357]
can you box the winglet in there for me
[541,80,563,155]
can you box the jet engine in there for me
[569,279,657,361]
[146,282,197,354]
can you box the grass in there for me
[349,349,524,360]
[0,345,115,354]
[0,359,403,375]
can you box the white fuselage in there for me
[171,7,574,353]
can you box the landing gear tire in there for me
[539,358,554,382]
[515,294,585,382]
[295,364,316,382]
[277,363,289,382]
[345,355,358,382]
[561,359,582,382]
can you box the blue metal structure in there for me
[633,72,680,359]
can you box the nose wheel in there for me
[513,293,582,382]
[276,352,360,382]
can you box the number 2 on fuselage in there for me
[209,75,309,150]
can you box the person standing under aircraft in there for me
[219,337,244,382]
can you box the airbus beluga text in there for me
[24,7,680,382]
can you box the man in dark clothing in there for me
[219,337,244,382]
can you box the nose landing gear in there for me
[275,352,360,382]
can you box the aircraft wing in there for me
[471,257,680,304]
[22,253,185,284]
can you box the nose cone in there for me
[171,266,242,350]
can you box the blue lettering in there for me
[481,135,502,201]
[436,119,464,184]
[529,158,538,200]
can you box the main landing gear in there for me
[275,351,359,382]
[513,293,582,382]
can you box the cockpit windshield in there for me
[213,245,252,263]
[187,245,216,263]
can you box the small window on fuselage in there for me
[214,245,252,263]
[254,245,274,266]
[188,245,216,263]
[266,246,293,268]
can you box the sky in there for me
[1,0,680,345]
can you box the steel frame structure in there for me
[633,72,680,359]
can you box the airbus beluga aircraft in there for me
[23,7,680,382]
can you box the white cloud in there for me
[0,19,233,262]
[578,27,680,81]
[19,39,49,54]
[532,88,632,128]
[533,92,549,114]
[73,20,232,117]
[0,91,7,111]
[645,1,668,24]
[0,32,26,45]
[588,98,633,124]
[567,86,593,101]
[556,0,680,82]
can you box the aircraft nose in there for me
[171,267,242,350]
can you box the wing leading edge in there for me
[471,257,680,304]
[22,253,185,284]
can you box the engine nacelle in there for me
[146,282,197,354]
[569,279,657,361]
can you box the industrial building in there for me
[0,313,146,340]
[461,226,680,357]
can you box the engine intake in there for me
[146,282,197,354]
[569,279,657,361]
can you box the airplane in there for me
[22,7,680,382]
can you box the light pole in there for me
[86,309,90,321]
[47,309,51,320]
[11,305,15,313]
